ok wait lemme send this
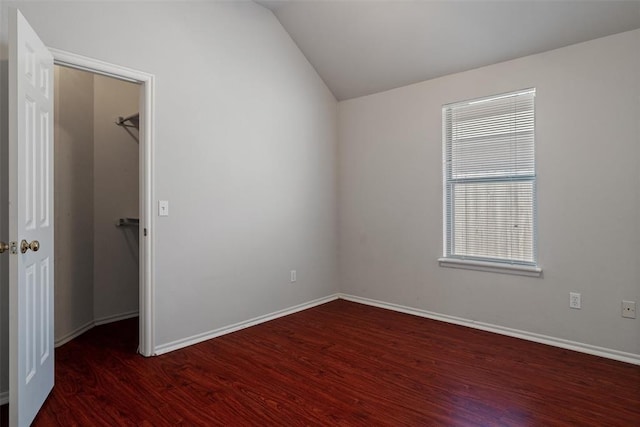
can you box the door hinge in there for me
[144,228,147,237]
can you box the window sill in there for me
[438,258,542,277]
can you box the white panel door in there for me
[8,8,55,427]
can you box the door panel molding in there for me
[9,8,55,426]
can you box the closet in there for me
[54,65,141,347]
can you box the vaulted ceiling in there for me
[257,1,640,100]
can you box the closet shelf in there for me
[115,113,139,129]
[116,217,139,227]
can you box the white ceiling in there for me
[256,0,640,100]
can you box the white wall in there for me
[0,0,338,381]
[338,29,640,356]
[54,66,95,341]
[92,74,139,322]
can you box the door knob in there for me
[20,239,40,253]
[0,241,8,254]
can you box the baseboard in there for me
[0,390,8,405]
[94,310,139,326]
[55,320,95,348]
[55,311,139,348]
[154,294,340,355]
[339,293,640,366]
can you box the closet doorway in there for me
[53,64,141,351]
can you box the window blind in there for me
[443,89,536,265]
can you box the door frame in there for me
[50,48,156,356]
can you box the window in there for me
[440,89,540,276]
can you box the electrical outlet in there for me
[622,300,636,319]
[290,270,297,283]
[569,292,581,309]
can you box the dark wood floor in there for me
[9,299,640,425]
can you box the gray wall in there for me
[338,29,640,355]
[93,74,139,322]
[0,0,339,383]
[54,66,95,342]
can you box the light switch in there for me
[158,200,169,217]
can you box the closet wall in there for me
[93,75,140,322]
[54,66,140,344]
[54,66,95,341]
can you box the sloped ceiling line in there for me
[257,0,640,100]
